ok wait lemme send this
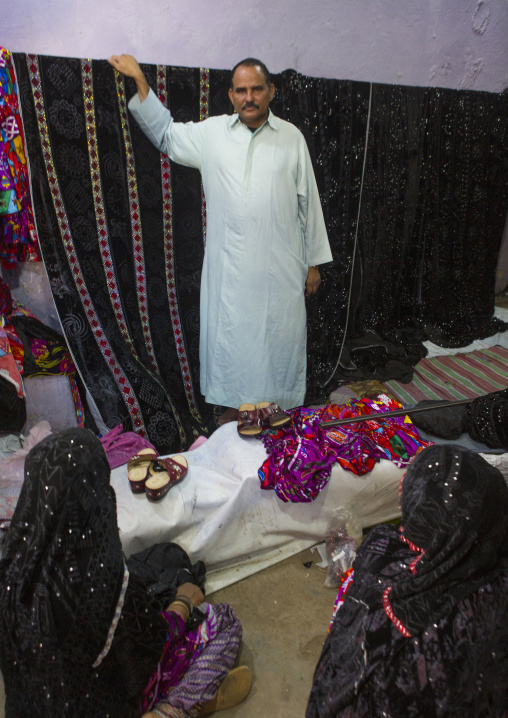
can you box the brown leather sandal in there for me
[237,403,262,437]
[256,401,291,430]
[128,448,159,493]
[145,455,188,501]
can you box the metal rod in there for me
[319,397,474,429]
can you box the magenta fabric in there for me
[100,424,156,469]
[258,399,432,503]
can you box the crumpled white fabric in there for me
[112,421,404,593]
[0,421,53,523]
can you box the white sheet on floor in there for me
[112,421,404,593]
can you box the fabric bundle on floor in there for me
[0,275,87,431]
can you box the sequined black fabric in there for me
[0,428,206,718]
[14,55,508,441]
[467,388,508,449]
[0,374,25,431]
[14,55,213,453]
[307,445,508,717]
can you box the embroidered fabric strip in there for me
[329,567,354,632]
[92,563,130,668]
[258,395,432,502]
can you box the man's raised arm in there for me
[108,54,150,102]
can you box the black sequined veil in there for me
[0,429,169,717]
[14,54,508,451]
[306,445,508,717]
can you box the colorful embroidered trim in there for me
[383,585,411,638]
[157,65,204,429]
[81,60,132,348]
[329,567,354,631]
[27,54,146,433]
[399,526,425,574]
[114,69,160,374]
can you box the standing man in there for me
[108,54,332,421]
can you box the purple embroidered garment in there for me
[258,399,431,503]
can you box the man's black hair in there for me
[230,58,271,88]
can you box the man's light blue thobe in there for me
[129,89,332,410]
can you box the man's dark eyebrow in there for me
[234,85,264,92]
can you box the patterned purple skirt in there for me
[142,602,242,718]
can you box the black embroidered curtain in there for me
[15,54,508,451]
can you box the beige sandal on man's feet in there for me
[199,665,253,715]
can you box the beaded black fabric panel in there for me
[273,74,508,400]
[15,53,508,445]
[15,55,212,452]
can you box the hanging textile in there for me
[273,75,508,399]
[0,46,40,267]
[13,53,508,450]
[15,55,217,452]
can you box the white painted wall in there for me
[2,0,508,92]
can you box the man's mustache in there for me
[242,102,259,110]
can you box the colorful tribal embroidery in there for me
[27,54,147,434]
[157,65,204,430]
[114,69,160,375]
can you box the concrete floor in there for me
[0,546,337,718]
[208,547,337,718]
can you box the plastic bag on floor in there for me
[325,504,362,588]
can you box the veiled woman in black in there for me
[0,428,248,717]
[307,444,508,718]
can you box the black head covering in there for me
[389,443,508,635]
[0,427,124,661]
[0,428,168,717]
[306,446,508,718]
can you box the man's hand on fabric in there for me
[107,54,150,101]
[305,266,321,297]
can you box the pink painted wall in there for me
[2,0,508,92]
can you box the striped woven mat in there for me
[383,345,508,404]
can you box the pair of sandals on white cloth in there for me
[127,448,188,501]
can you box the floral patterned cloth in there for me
[0,46,40,268]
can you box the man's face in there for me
[229,64,275,129]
